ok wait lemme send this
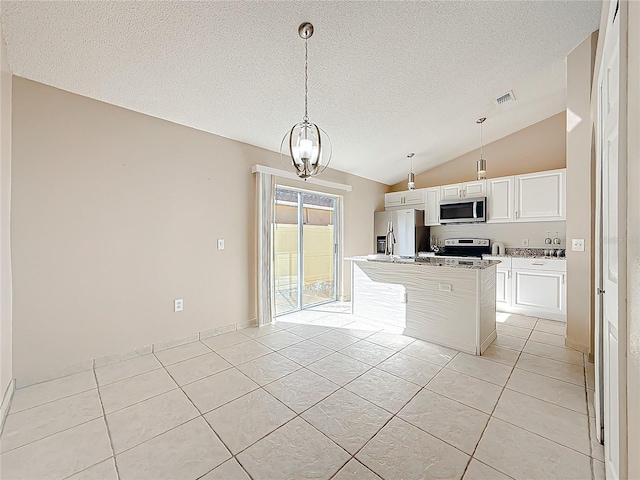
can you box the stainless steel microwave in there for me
[439,197,487,224]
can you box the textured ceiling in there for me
[1,1,600,185]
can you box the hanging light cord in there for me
[304,36,308,122]
[480,121,483,159]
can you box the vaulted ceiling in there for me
[1,1,601,184]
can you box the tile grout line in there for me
[458,319,535,480]
[151,350,249,478]
[330,349,465,479]
[91,367,122,480]
[584,354,597,480]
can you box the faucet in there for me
[386,222,396,255]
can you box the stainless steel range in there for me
[435,238,491,259]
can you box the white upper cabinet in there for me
[487,176,515,223]
[440,183,464,200]
[515,169,566,222]
[403,189,425,205]
[384,189,425,208]
[440,180,486,200]
[463,180,486,198]
[384,191,404,207]
[424,187,440,226]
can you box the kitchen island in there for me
[346,256,499,355]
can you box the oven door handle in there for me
[473,201,477,219]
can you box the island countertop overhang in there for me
[345,255,500,270]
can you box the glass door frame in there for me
[274,185,340,315]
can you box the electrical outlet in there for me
[572,239,585,252]
[521,239,530,247]
[174,299,184,312]
[439,283,452,292]
[217,239,225,250]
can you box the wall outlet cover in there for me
[572,239,585,252]
[439,283,452,292]
[217,239,225,250]
[174,299,184,312]
[521,239,530,247]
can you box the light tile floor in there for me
[0,306,603,480]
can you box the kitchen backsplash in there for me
[429,221,566,249]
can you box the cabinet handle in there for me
[562,274,565,284]
[508,270,511,278]
[515,211,519,219]
[531,262,545,266]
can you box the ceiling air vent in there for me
[494,90,516,106]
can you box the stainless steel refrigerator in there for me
[374,209,429,257]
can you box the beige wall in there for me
[625,1,640,477]
[565,32,598,354]
[0,22,13,397]
[11,77,386,380]
[390,112,566,191]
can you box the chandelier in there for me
[280,23,332,180]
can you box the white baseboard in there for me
[481,329,498,354]
[1,378,16,435]
[17,318,258,388]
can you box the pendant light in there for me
[280,23,332,180]
[407,153,416,190]
[476,117,487,180]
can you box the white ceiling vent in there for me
[494,90,516,106]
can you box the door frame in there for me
[274,185,341,315]
[595,1,628,478]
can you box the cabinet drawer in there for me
[512,258,566,272]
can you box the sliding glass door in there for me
[274,187,338,316]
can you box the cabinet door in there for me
[462,180,486,198]
[424,187,440,226]
[515,169,566,222]
[512,269,566,316]
[403,189,425,206]
[487,176,515,223]
[496,268,511,307]
[385,191,404,207]
[440,183,463,200]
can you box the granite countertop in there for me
[488,247,566,259]
[345,255,500,270]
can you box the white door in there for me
[440,183,462,200]
[487,176,515,223]
[515,169,566,222]
[462,180,486,197]
[424,187,440,226]
[598,2,625,478]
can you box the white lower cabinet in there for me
[485,256,566,321]
[495,269,511,307]
[511,269,566,320]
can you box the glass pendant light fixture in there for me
[407,153,416,190]
[280,23,332,180]
[476,117,487,180]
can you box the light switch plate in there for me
[521,239,529,247]
[439,283,452,292]
[217,239,225,250]
[572,239,585,252]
